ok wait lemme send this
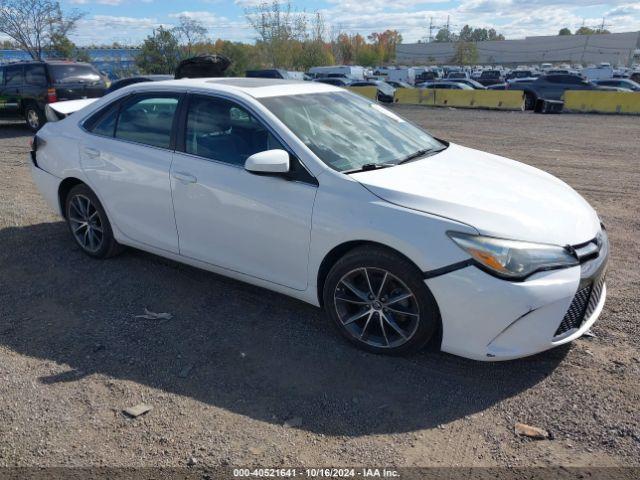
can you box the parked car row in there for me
[4,59,640,131]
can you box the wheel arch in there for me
[58,177,85,218]
[316,240,424,308]
[316,239,443,351]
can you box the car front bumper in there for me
[426,232,609,361]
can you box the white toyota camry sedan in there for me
[30,78,608,360]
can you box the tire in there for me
[323,246,441,355]
[24,103,45,132]
[64,183,123,259]
[524,92,537,111]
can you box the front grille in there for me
[555,285,591,336]
[585,273,606,320]
[554,273,606,337]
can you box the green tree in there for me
[47,32,90,61]
[368,29,402,63]
[559,28,572,35]
[355,46,380,67]
[451,41,478,65]
[576,25,610,35]
[434,27,456,43]
[0,0,83,60]
[136,26,181,74]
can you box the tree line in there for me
[1,0,510,73]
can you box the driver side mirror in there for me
[245,149,290,175]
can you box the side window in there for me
[25,65,46,86]
[0,68,4,86]
[185,96,283,166]
[5,66,23,86]
[115,95,179,149]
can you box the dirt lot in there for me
[0,108,639,470]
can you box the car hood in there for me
[351,143,600,246]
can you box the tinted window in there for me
[48,64,101,84]
[115,95,179,149]
[565,76,583,85]
[185,96,283,166]
[5,65,23,86]
[546,75,563,84]
[25,64,47,86]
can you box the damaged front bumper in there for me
[426,231,609,361]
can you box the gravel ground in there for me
[0,108,639,469]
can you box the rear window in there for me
[48,64,101,84]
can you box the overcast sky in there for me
[61,0,640,46]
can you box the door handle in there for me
[83,147,100,158]
[172,171,197,184]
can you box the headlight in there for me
[448,231,579,280]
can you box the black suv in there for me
[0,60,107,131]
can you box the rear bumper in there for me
[427,233,609,361]
[30,161,62,216]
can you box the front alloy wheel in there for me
[323,246,440,355]
[334,268,420,349]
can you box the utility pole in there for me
[428,17,434,43]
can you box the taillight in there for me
[47,88,57,103]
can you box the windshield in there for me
[260,91,444,172]
[49,64,101,84]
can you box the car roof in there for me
[127,77,342,98]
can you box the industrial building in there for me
[396,31,640,67]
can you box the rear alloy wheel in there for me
[323,247,440,355]
[65,184,122,258]
[25,105,45,132]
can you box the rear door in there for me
[80,93,182,253]
[0,65,23,117]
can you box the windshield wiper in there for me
[343,163,395,174]
[397,146,447,165]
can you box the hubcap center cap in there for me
[372,300,383,310]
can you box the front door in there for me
[170,94,317,290]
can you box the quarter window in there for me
[115,95,179,149]
[91,107,118,137]
[184,96,283,166]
